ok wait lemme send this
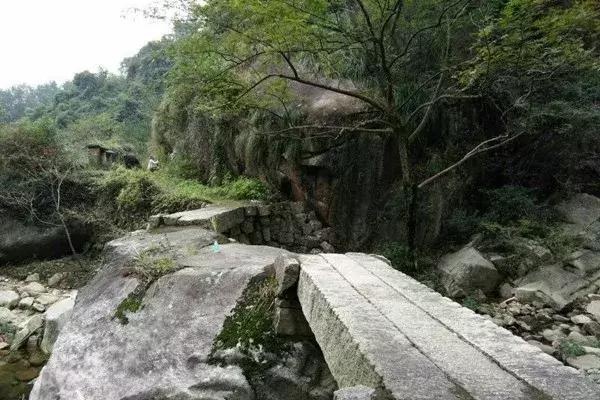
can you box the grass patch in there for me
[114,291,144,325]
[559,340,586,358]
[211,276,284,376]
[95,167,270,228]
[113,250,179,325]
[462,296,481,311]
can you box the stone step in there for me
[151,203,247,232]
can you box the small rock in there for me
[29,351,48,367]
[571,315,593,325]
[15,367,39,382]
[499,283,514,300]
[320,241,335,253]
[516,320,532,331]
[18,297,34,309]
[0,307,16,324]
[553,314,571,323]
[586,300,600,321]
[25,273,40,282]
[10,314,44,351]
[583,347,600,356]
[21,282,45,296]
[36,294,59,306]
[0,342,8,350]
[527,340,554,355]
[567,331,598,347]
[567,354,600,370]
[32,303,45,313]
[0,290,19,308]
[334,386,376,400]
[47,272,67,287]
[583,321,600,336]
[542,329,566,343]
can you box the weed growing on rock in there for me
[559,340,586,358]
[113,250,179,324]
[210,276,284,377]
[462,296,481,311]
[113,291,144,325]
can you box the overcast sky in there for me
[0,0,172,89]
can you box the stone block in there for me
[41,298,75,354]
[241,219,254,234]
[274,255,300,298]
[333,386,376,400]
[244,206,258,216]
[0,290,19,308]
[257,205,271,216]
[262,227,271,242]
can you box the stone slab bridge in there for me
[291,253,600,400]
[154,204,599,399]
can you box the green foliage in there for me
[483,186,543,225]
[114,294,143,325]
[211,276,283,376]
[559,340,586,358]
[462,296,481,311]
[376,242,415,275]
[95,167,270,228]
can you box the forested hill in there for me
[0,0,599,256]
[0,39,171,155]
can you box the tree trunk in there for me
[398,139,418,266]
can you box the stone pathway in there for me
[297,253,600,399]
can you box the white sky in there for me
[0,0,172,89]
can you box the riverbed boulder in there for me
[30,227,292,400]
[0,216,88,265]
[438,246,500,297]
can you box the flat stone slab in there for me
[298,253,600,400]
[154,203,248,232]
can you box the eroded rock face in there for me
[30,227,292,400]
[0,216,88,265]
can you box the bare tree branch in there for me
[418,132,523,189]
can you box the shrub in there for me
[212,276,278,352]
[376,242,416,275]
[444,209,483,243]
[96,167,161,225]
[483,186,543,225]
[220,176,270,200]
[559,340,586,358]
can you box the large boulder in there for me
[514,260,600,310]
[0,216,88,265]
[30,227,291,400]
[556,194,600,251]
[556,193,600,227]
[438,246,500,297]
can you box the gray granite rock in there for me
[0,290,19,308]
[11,314,44,351]
[30,227,289,400]
[334,386,376,400]
[438,246,500,297]
[40,297,75,354]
